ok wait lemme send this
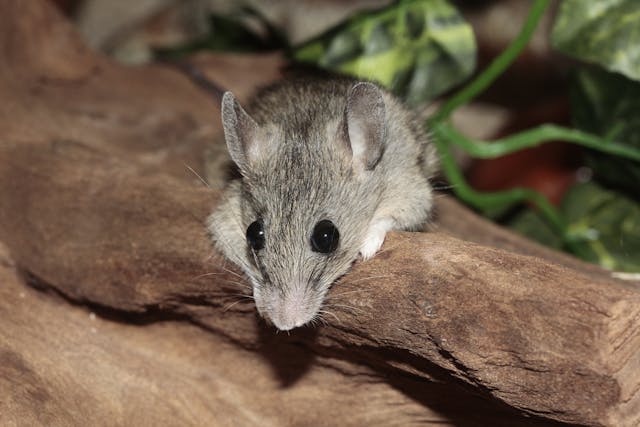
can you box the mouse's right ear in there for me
[221,92,264,171]
[341,82,386,173]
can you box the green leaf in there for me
[551,0,640,81]
[510,182,640,273]
[508,209,563,250]
[291,0,476,105]
[570,68,640,198]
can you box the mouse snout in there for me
[268,285,316,331]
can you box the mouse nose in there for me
[269,286,314,331]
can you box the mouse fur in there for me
[207,77,438,331]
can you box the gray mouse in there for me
[207,78,438,331]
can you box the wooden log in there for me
[0,1,638,426]
[4,243,499,427]
[1,136,639,426]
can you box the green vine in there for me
[435,122,640,161]
[431,0,551,122]
[428,0,640,248]
[432,129,567,232]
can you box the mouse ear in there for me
[342,82,386,172]
[221,91,264,170]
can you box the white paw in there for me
[360,232,385,260]
[359,218,395,260]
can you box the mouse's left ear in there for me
[341,82,387,172]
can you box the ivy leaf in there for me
[510,182,640,273]
[507,209,563,250]
[563,182,640,273]
[551,0,640,81]
[570,68,640,198]
[291,0,476,105]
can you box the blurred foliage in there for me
[499,1,640,273]
[291,0,476,105]
[154,8,286,60]
[150,0,640,273]
[551,0,640,82]
[510,182,640,272]
[571,68,640,199]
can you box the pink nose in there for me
[269,286,314,331]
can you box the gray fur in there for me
[207,78,438,330]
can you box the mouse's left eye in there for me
[246,220,265,251]
[311,220,339,253]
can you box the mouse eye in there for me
[311,220,339,254]
[246,220,265,251]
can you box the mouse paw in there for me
[360,234,385,260]
[360,218,394,260]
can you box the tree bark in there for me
[0,1,638,426]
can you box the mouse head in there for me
[219,82,387,330]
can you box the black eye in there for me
[311,220,339,253]
[246,220,265,250]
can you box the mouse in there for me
[207,77,438,331]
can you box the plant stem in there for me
[435,122,640,162]
[431,0,551,123]
[427,0,563,232]
[432,128,567,233]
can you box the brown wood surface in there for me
[0,1,638,426]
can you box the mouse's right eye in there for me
[246,220,265,251]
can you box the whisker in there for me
[319,309,340,324]
[315,314,329,327]
[249,248,266,283]
[347,274,393,284]
[206,276,251,289]
[184,163,211,189]
[222,293,254,300]
[223,298,251,312]
[374,240,404,257]
[219,278,251,288]
[325,291,368,302]
[192,271,229,280]
[222,266,245,280]
[324,303,365,314]
[329,288,367,297]
[191,271,252,292]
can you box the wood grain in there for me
[0,1,638,426]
